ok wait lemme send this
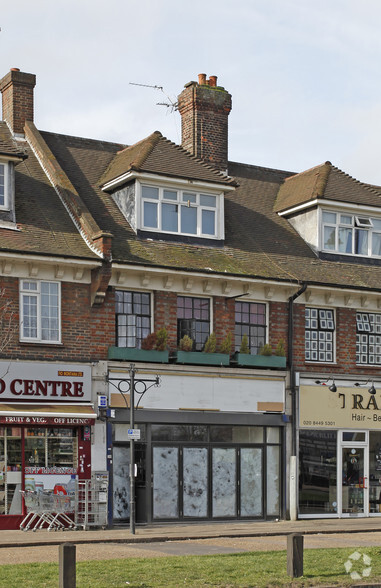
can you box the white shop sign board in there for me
[110,372,284,413]
[0,361,92,402]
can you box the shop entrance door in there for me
[339,432,368,517]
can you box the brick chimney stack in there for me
[0,68,36,135]
[177,74,232,172]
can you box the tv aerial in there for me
[129,82,178,113]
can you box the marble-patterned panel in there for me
[153,447,179,519]
[212,448,236,517]
[240,447,263,516]
[183,447,208,518]
[267,445,280,516]
[113,446,130,520]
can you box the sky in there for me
[2,1,381,183]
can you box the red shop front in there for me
[0,362,97,530]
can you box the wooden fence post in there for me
[287,533,303,578]
[59,542,76,588]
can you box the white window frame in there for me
[0,161,9,210]
[305,306,336,363]
[138,181,224,239]
[19,280,61,344]
[321,209,381,258]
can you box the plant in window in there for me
[203,332,217,353]
[259,343,273,356]
[275,338,286,357]
[219,332,232,355]
[239,334,250,354]
[155,327,168,351]
[179,334,193,351]
[141,332,157,350]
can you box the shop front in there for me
[0,361,96,529]
[299,379,381,518]
[107,366,286,524]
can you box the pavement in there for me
[1,516,381,548]
[1,518,381,566]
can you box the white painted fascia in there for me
[0,251,101,268]
[278,198,381,218]
[101,171,235,194]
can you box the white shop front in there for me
[108,366,287,524]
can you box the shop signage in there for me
[300,385,381,430]
[0,415,94,425]
[0,361,91,402]
[127,428,141,440]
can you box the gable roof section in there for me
[0,122,27,160]
[274,161,381,213]
[0,135,99,260]
[99,131,236,188]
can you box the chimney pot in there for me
[209,76,217,87]
[198,73,207,85]
[10,68,20,72]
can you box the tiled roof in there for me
[0,134,100,260]
[0,122,27,159]
[274,162,381,213]
[29,130,381,292]
[99,131,236,187]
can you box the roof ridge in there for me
[158,134,236,185]
[129,131,163,170]
[330,164,381,197]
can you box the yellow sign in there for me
[300,385,381,430]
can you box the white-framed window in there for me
[140,184,221,239]
[0,161,9,209]
[20,280,61,343]
[322,210,381,257]
[305,307,335,362]
[356,312,381,365]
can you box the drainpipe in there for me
[288,282,307,520]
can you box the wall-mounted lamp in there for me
[354,380,377,395]
[315,378,337,393]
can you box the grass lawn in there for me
[1,546,381,587]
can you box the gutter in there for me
[288,282,307,455]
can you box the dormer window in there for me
[322,210,381,257]
[0,161,9,209]
[140,184,222,239]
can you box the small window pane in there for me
[181,206,197,234]
[143,201,158,228]
[323,211,336,223]
[163,190,177,201]
[324,226,336,250]
[340,214,352,225]
[142,186,159,199]
[202,209,215,235]
[200,194,216,207]
[182,192,196,204]
[162,203,178,232]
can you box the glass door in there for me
[339,432,368,517]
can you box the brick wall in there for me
[0,277,114,363]
[292,303,381,377]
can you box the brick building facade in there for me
[0,67,380,528]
